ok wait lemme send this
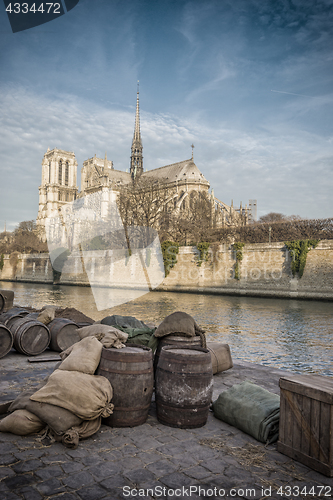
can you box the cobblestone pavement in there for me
[0,352,332,500]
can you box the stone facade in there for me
[37,148,78,226]
[1,240,332,300]
[37,90,250,228]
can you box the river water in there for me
[1,281,332,377]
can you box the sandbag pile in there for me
[154,311,206,347]
[0,336,114,448]
[76,324,129,349]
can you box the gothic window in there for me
[48,162,51,183]
[58,191,61,201]
[58,160,63,185]
[190,191,196,209]
[65,162,69,186]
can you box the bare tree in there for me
[0,220,47,254]
[117,177,176,232]
[258,212,286,223]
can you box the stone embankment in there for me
[1,352,332,499]
[0,240,332,300]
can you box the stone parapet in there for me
[0,240,332,300]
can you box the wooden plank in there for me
[319,402,330,464]
[301,394,311,457]
[284,390,294,449]
[0,400,13,415]
[329,406,333,471]
[279,391,286,444]
[277,442,332,477]
[292,393,302,452]
[28,356,61,363]
[310,398,321,460]
[280,375,333,404]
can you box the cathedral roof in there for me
[142,159,209,186]
[108,169,132,185]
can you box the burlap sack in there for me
[154,311,205,338]
[58,337,102,374]
[99,332,126,349]
[37,306,56,325]
[9,389,82,434]
[30,370,114,420]
[50,416,102,449]
[0,409,45,435]
[77,324,128,343]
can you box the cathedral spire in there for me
[130,81,143,178]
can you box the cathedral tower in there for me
[36,148,78,226]
[130,82,143,178]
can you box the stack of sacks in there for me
[0,337,114,448]
[75,324,128,348]
[154,311,206,345]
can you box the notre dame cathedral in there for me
[36,88,252,228]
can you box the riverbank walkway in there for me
[0,351,332,500]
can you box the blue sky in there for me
[0,0,333,230]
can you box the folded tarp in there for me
[212,380,280,444]
[101,314,158,352]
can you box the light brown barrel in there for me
[0,290,14,313]
[48,318,80,352]
[0,325,13,358]
[206,342,233,375]
[155,346,213,429]
[154,334,202,373]
[12,319,51,356]
[97,344,154,427]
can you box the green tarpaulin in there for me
[101,314,158,352]
[212,380,280,444]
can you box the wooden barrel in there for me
[0,325,13,358]
[155,346,213,429]
[25,312,39,319]
[206,342,233,375]
[154,334,202,373]
[76,321,94,328]
[0,308,29,324]
[97,344,154,427]
[48,318,80,352]
[0,290,14,313]
[5,314,31,331]
[12,319,51,356]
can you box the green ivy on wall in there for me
[196,242,210,267]
[233,242,245,280]
[0,254,4,271]
[161,241,180,276]
[284,239,319,278]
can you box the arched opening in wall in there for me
[48,162,51,183]
[65,162,69,186]
[58,160,63,185]
[179,191,185,211]
[189,190,197,210]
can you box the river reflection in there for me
[1,281,332,376]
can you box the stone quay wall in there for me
[159,239,333,300]
[0,240,332,300]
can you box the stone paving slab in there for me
[0,350,332,499]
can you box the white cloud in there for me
[0,84,332,231]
